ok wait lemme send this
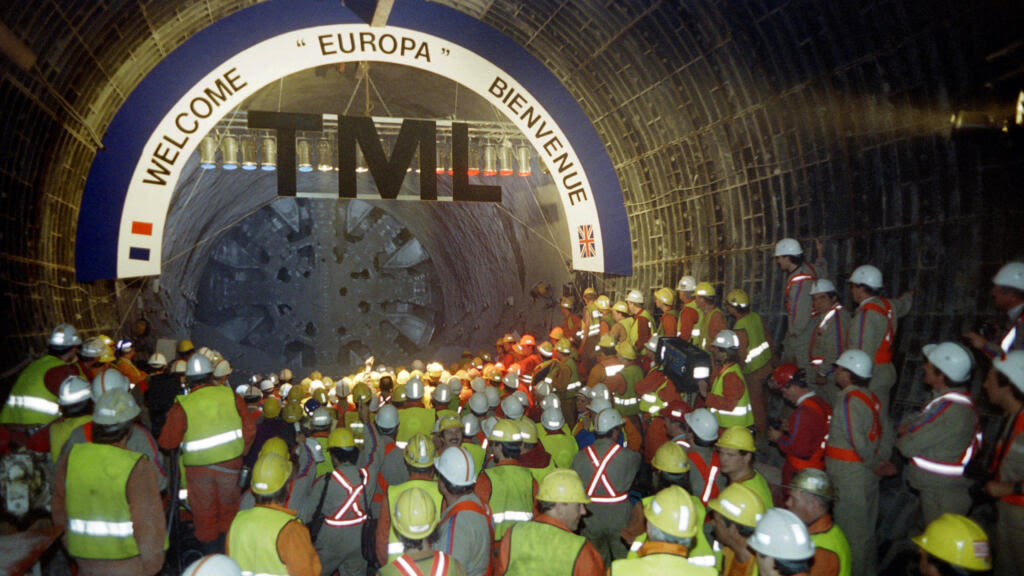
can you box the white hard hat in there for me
[712,330,741,350]
[182,554,242,576]
[49,324,82,349]
[376,404,399,429]
[501,395,525,420]
[92,369,130,399]
[470,377,487,393]
[503,372,519,390]
[810,279,837,295]
[58,375,92,406]
[534,380,551,398]
[774,238,803,257]
[626,289,645,304]
[185,355,214,379]
[748,507,815,561]
[80,337,107,359]
[676,276,697,292]
[993,262,1024,291]
[311,406,333,428]
[589,397,613,415]
[259,378,276,393]
[595,408,624,434]
[432,384,452,404]
[540,395,561,412]
[684,408,719,442]
[994,351,1024,393]
[468,392,489,415]
[278,382,292,399]
[646,335,660,353]
[171,359,187,374]
[93,388,141,425]
[147,353,168,369]
[590,383,611,401]
[212,359,233,379]
[436,446,477,487]
[447,376,463,395]
[406,377,425,400]
[835,349,874,379]
[480,416,498,439]
[512,390,529,407]
[923,342,973,383]
[541,407,565,431]
[484,386,501,408]
[461,413,481,437]
[849,265,883,289]
[234,384,248,396]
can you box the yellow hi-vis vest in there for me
[614,548,718,575]
[314,434,333,478]
[539,431,579,469]
[708,363,753,428]
[694,308,724,352]
[227,505,295,575]
[683,301,705,341]
[811,520,852,576]
[627,493,717,568]
[396,406,436,445]
[615,364,644,417]
[504,520,586,576]
[386,480,443,563]
[50,414,91,463]
[0,355,64,425]
[65,443,144,560]
[628,310,656,349]
[734,313,771,374]
[177,385,244,466]
[484,464,535,540]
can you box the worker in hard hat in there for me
[966,261,1024,357]
[767,363,831,486]
[913,514,992,575]
[144,351,181,439]
[176,338,196,362]
[653,287,678,342]
[693,282,727,352]
[113,338,147,393]
[226,452,321,576]
[516,419,555,483]
[1,323,82,432]
[807,279,850,407]
[982,350,1024,574]
[608,300,634,346]
[675,276,703,343]
[896,341,981,525]
[747,508,816,576]
[716,426,773,507]
[708,482,767,576]
[613,485,717,574]
[300,427,368,576]
[545,338,582,426]
[571,407,641,564]
[725,288,773,437]
[475,419,538,542]
[396,376,436,445]
[586,333,621,389]
[181,553,242,576]
[559,296,584,347]
[246,396,295,472]
[636,356,687,461]
[824,349,883,576]
[784,468,851,576]
[308,406,336,478]
[379,487,467,576]
[604,341,644,428]
[53,388,167,575]
[516,335,542,390]
[773,238,820,367]
[158,354,256,552]
[683,408,726,506]
[377,433,443,566]
[24,375,93,463]
[624,289,655,357]
[579,294,613,377]
[495,469,604,575]
[434,446,493,576]
[366,403,402,517]
[701,330,755,430]
[538,407,578,469]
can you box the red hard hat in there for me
[771,363,803,390]
[664,401,691,423]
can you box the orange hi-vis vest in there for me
[909,392,982,478]
[391,551,452,576]
[584,444,629,504]
[788,395,832,472]
[784,265,818,320]
[689,450,720,505]
[991,409,1024,506]
[825,389,881,463]
[442,499,495,576]
[809,304,846,368]
[858,298,895,364]
[373,441,400,508]
[325,468,370,527]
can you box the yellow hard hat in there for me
[251,453,292,496]
[559,296,573,309]
[438,415,462,433]
[328,427,356,449]
[263,396,282,419]
[517,419,539,443]
[912,514,992,572]
[595,295,611,311]
[392,384,407,403]
[654,287,676,307]
[403,433,437,468]
[279,368,293,382]
[556,338,572,355]
[309,370,323,381]
[652,441,691,474]
[726,289,750,308]
[695,282,715,297]
[393,487,440,540]
[645,485,698,538]
[98,347,116,364]
[352,382,372,404]
[615,341,637,360]
[396,369,411,386]
[536,469,591,504]
[788,468,833,500]
[259,436,290,460]
[489,419,524,443]
[612,300,630,314]
[177,339,195,354]
[282,400,303,424]
[312,388,328,406]
[583,287,598,298]
[709,483,765,527]
[716,426,756,453]
[288,385,306,402]
[598,333,616,349]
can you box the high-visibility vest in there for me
[708,363,753,428]
[992,410,1024,506]
[396,406,436,445]
[345,411,366,446]
[314,434,333,478]
[809,305,846,368]
[659,309,679,339]
[381,551,456,576]
[441,499,494,575]
[0,355,64,425]
[177,385,244,466]
[689,451,721,505]
[461,441,486,476]
[613,550,718,575]
[785,264,818,321]
[627,493,716,568]
[733,313,770,374]
[584,443,629,504]
[386,480,443,562]
[908,391,982,478]
[227,505,294,575]
[324,468,369,527]
[373,441,400,508]
[786,395,831,472]
[50,414,91,463]
[694,308,725,352]
[681,301,705,341]
[484,464,535,540]
[628,310,656,349]
[857,298,895,364]
[811,520,852,576]
[65,443,144,560]
[614,364,644,417]
[504,520,586,576]
[639,378,671,416]
[825,389,882,463]
[538,431,578,469]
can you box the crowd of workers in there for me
[0,238,1022,576]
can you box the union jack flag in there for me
[578,224,596,258]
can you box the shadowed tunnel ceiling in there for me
[1,0,1023,413]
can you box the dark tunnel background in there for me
[1,0,1023,432]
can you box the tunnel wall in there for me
[1,1,1023,414]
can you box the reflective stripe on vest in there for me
[0,355,64,426]
[708,364,753,427]
[744,341,770,366]
[228,506,294,575]
[787,395,831,471]
[993,410,1024,506]
[394,551,449,576]
[826,389,881,463]
[325,469,368,527]
[178,385,244,466]
[909,392,982,477]
[5,395,60,416]
[690,451,721,505]
[809,305,844,366]
[785,272,816,318]
[66,443,143,560]
[387,480,443,561]
[604,364,625,377]
[69,519,133,538]
[1002,324,1019,354]
[182,429,243,454]
[566,380,582,391]
[584,444,628,503]
[859,298,895,364]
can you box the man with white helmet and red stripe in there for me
[434,446,493,576]
[965,261,1024,358]
[982,350,1024,574]
[774,238,820,373]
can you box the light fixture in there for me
[240,135,258,170]
[316,137,333,172]
[199,136,218,170]
[220,135,239,170]
[950,111,994,131]
[1016,90,1023,127]
[260,135,277,171]
[499,142,514,176]
[481,141,497,176]
[516,143,532,176]
[297,138,313,172]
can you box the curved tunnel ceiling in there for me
[1,1,1023,409]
